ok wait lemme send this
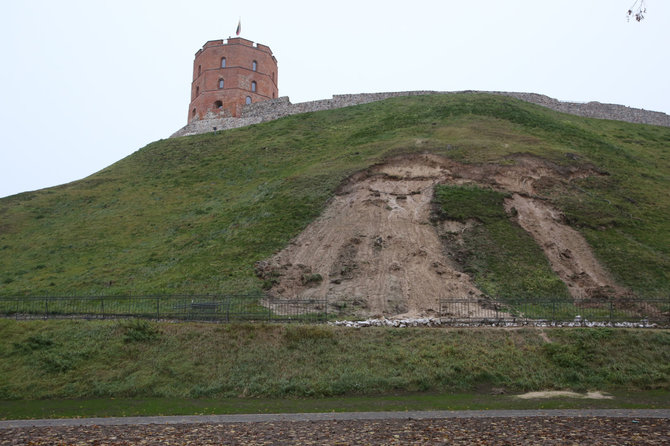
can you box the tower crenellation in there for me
[188,38,278,122]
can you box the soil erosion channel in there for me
[256,154,622,318]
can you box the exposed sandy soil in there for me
[516,390,614,400]
[256,154,623,318]
[257,155,481,318]
[504,194,624,300]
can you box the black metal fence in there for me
[2,295,668,325]
[439,298,670,325]
[0,294,328,323]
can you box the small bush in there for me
[261,279,278,290]
[40,352,76,373]
[283,325,334,344]
[542,342,593,369]
[119,319,160,343]
[301,273,323,286]
[13,334,54,353]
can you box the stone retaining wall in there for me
[170,90,670,138]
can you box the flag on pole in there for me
[236,19,241,36]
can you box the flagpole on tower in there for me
[236,18,241,36]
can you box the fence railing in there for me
[439,298,670,325]
[0,295,328,323]
[2,295,667,325]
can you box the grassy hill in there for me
[1,93,669,298]
[1,94,669,413]
[1,320,669,402]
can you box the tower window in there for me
[221,57,226,68]
[252,60,257,71]
[196,86,200,96]
[218,79,224,89]
[198,65,201,76]
[192,108,196,118]
[214,100,223,109]
[251,81,257,92]
[245,96,252,105]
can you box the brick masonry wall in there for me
[171,91,670,138]
[188,38,278,122]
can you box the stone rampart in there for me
[494,92,670,127]
[170,90,670,138]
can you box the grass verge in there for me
[1,320,668,401]
[2,390,669,420]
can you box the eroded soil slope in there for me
[504,194,625,300]
[257,156,482,318]
[256,154,623,317]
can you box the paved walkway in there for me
[2,408,668,429]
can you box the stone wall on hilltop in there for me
[170,91,670,138]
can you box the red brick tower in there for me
[188,38,278,122]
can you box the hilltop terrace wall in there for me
[170,90,670,138]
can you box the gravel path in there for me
[1,410,668,445]
[1,417,667,445]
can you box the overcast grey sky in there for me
[1,0,668,198]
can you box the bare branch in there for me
[627,0,647,22]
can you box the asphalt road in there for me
[1,408,669,428]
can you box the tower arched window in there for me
[196,86,200,96]
[245,96,252,105]
[192,108,196,118]
[214,100,223,109]
[221,57,226,68]
[198,65,201,76]
[251,81,257,92]
[252,60,257,71]
[218,79,224,89]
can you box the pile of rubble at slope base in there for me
[328,317,661,328]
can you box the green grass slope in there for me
[433,185,572,302]
[1,93,669,297]
[1,320,668,400]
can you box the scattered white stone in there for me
[328,318,659,328]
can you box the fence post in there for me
[101,298,105,319]
[609,301,613,322]
[156,297,160,320]
[44,297,48,320]
[324,296,328,322]
[552,301,556,322]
